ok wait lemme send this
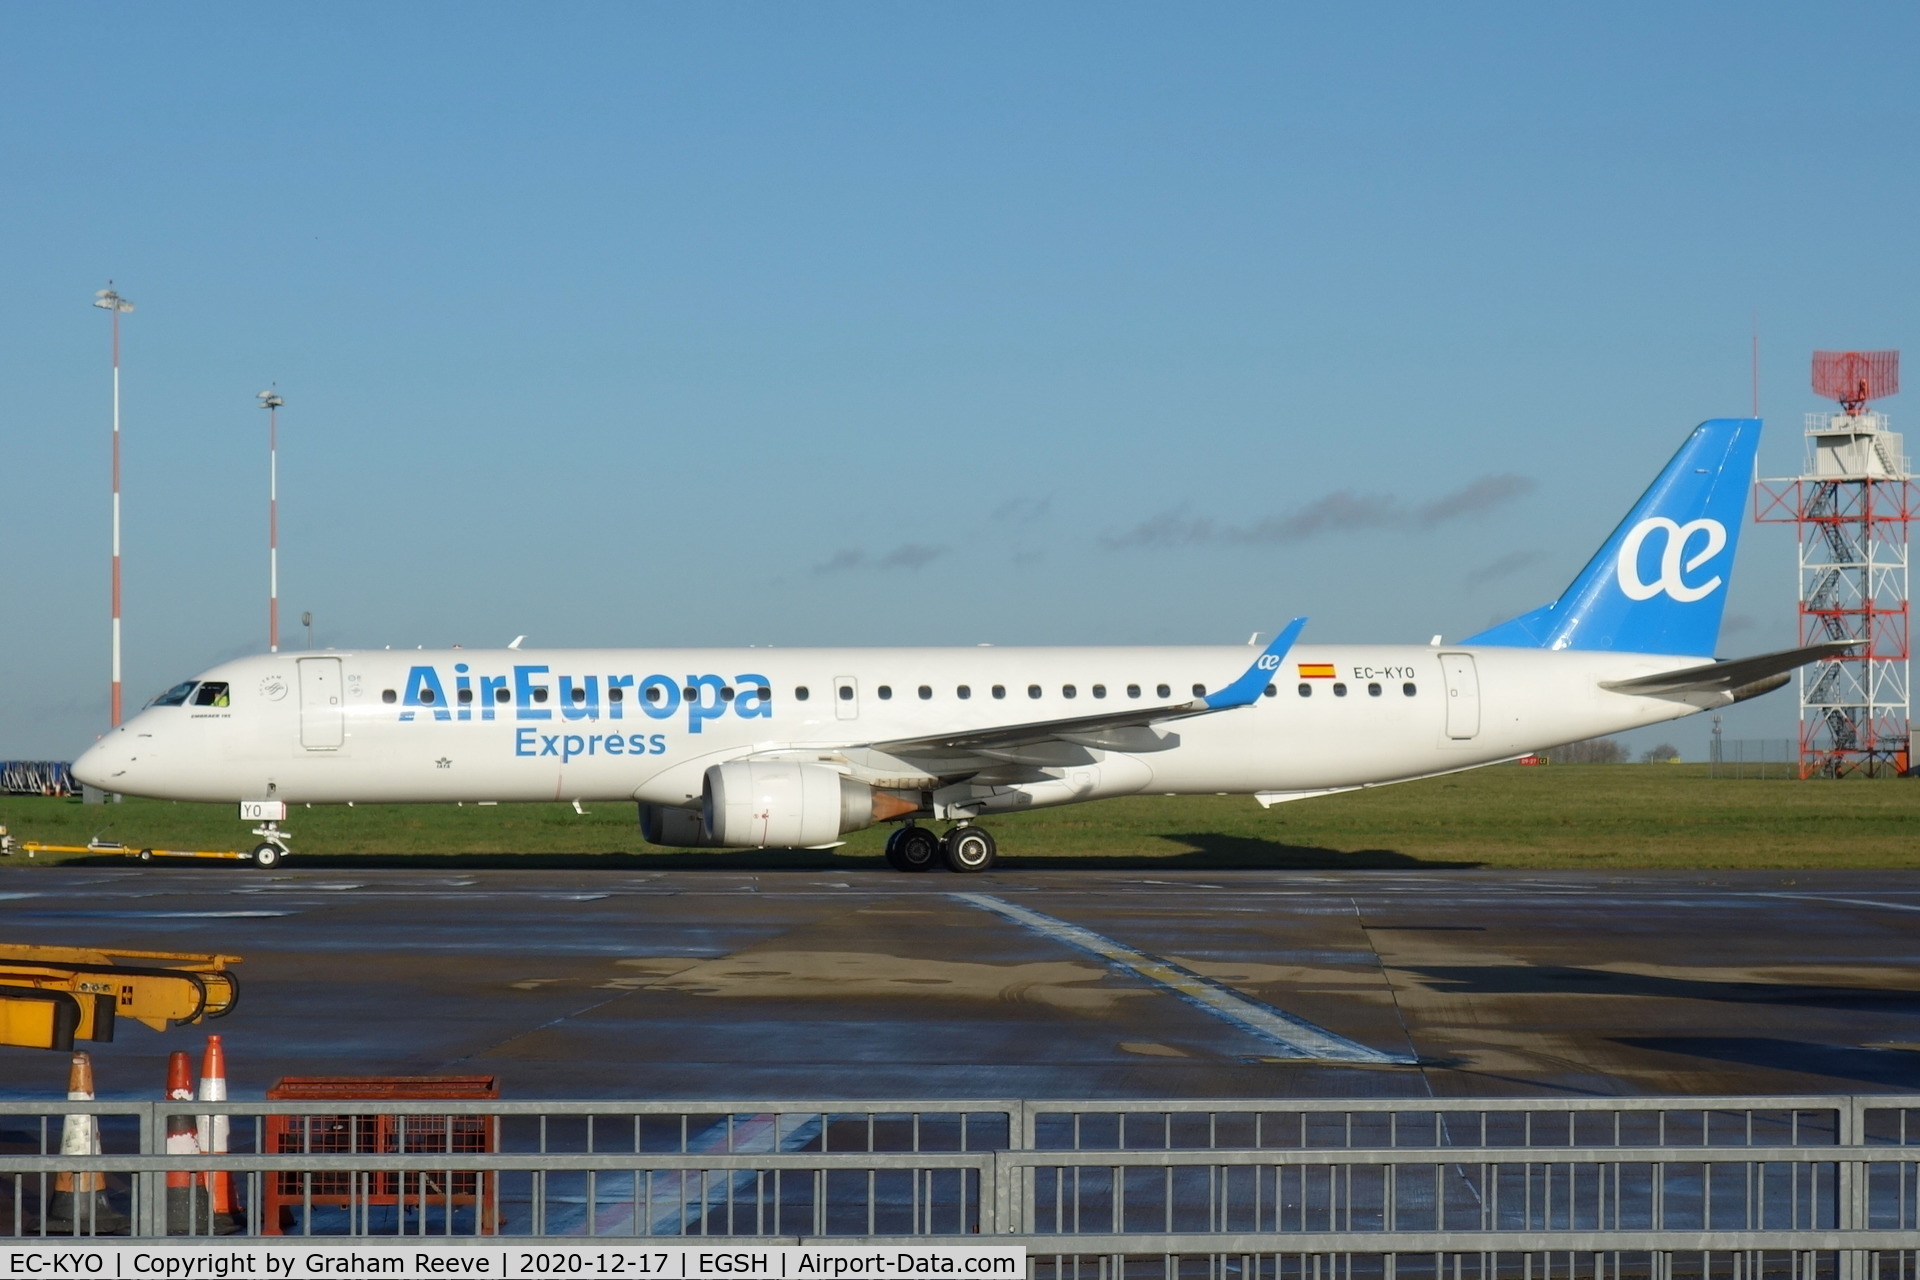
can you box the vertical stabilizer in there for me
[1465,418,1760,657]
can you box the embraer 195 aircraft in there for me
[74,418,1845,871]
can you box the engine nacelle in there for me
[702,761,883,849]
[638,803,726,847]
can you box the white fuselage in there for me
[77,643,1705,811]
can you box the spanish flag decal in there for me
[1297,663,1336,679]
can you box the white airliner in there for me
[74,418,1844,871]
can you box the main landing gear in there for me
[884,823,998,874]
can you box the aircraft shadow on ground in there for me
[1400,963,1920,1015]
[55,833,1479,873]
[1614,1036,1920,1090]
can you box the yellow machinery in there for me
[1,831,271,864]
[0,944,242,1051]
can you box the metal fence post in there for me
[136,1101,165,1238]
[1836,1094,1868,1280]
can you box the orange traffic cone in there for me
[164,1051,209,1234]
[194,1035,242,1234]
[42,1052,127,1235]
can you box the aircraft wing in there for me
[1599,640,1858,697]
[869,618,1307,757]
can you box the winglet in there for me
[1203,617,1308,710]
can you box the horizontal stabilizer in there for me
[1599,640,1858,697]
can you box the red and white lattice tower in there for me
[1755,351,1916,776]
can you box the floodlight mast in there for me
[258,388,285,652]
[92,285,135,728]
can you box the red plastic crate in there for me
[261,1076,499,1234]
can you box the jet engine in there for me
[705,761,914,848]
[639,763,919,849]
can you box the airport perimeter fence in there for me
[1709,740,1799,780]
[3,1094,1920,1275]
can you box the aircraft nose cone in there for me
[71,732,126,790]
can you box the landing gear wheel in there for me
[885,825,941,873]
[942,825,997,874]
[250,843,284,868]
[137,849,153,862]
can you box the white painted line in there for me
[1760,892,1920,914]
[953,892,1412,1065]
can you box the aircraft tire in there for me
[942,825,997,874]
[885,825,941,873]
[251,843,284,869]
[138,849,153,862]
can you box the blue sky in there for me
[3,3,1916,760]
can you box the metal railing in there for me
[3,1094,1917,1269]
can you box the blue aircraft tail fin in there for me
[1464,418,1759,657]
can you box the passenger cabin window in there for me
[495,688,511,703]
[918,685,932,700]
[1297,683,1311,697]
[1028,684,1042,699]
[1192,684,1206,697]
[571,686,587,703]
[1062,684,1077,699]
[720,686,735,701]
[1156,683,1171,698]
[458,688,474,704]
[608,687,623,703]
[795,686,810,701]
[878,685,893,700]
[1263,683,1276,697]
[1403,682,1418,696]
[1127,684,1141,698]
[190,682,230,707]
[1091,684,1106,699]
[417,687,437,705]
[755,685,770,700]
[957,685,971,699]
[838,685,853,701]
[532,687,548,703]
[381,689,397,704]
[1333,682,1348,697]
[152,681,197,708]
[991,685,1006,699]
[1368,682,1382,697]
[645,685,663,704]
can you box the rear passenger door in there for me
[1440,653,1480,739]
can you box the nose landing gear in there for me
[248,821,291,868]
[883,823,997,874]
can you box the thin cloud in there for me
[1101,473,1535,551]
[992,495,1052,525]
[1465,549,1543,589]
[814,543,949,574]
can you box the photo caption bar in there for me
[1,1246,1026,1280]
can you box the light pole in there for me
[301,610,313,650]
[257,388,285,652]
[93,286,135,727]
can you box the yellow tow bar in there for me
[0,943,243,1051]
[9,839,268,863]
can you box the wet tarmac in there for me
[2,866,1917,1101]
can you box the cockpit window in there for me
[191,682,231,708]
[151,681,197,707]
